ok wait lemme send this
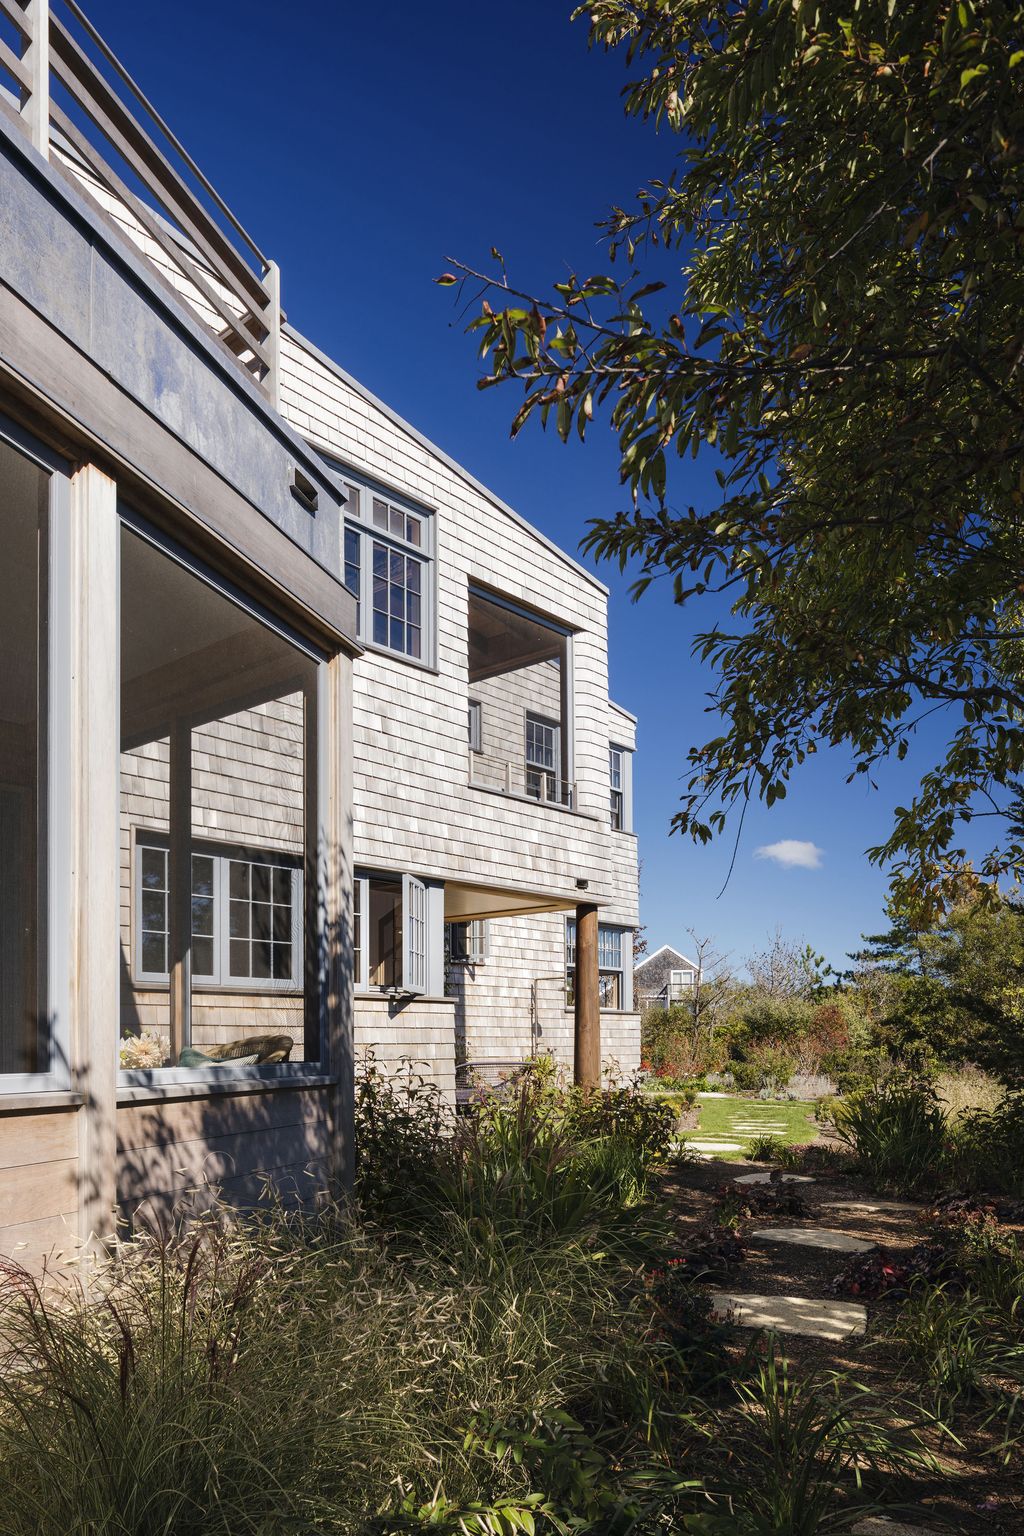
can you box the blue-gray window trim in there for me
[335,470,436,668]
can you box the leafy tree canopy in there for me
[439,0,1024,919]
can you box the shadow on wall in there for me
[115,841,353,1239]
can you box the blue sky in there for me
[80,0,956,972]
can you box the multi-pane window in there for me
[228,858,296,983]
[609,746,624,830]
[344,526,361,627]
[446,919,487,964]
[565,919,629,1010]
[340,476,432,663]
[525,712,559,802]
[138,847,218,981]
[372,542,422,658]
[135,841,301,989]
[353,871,429,994]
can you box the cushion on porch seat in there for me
[204,1034,296,1064]
[179,1047,260,1068]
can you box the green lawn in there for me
[679,1094,820,1162]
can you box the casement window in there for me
[134,839,302,989]
[565,919,631,1010]
[525,712,560,803]
[445,918,488,965]
[609,743,633,831]
[468,699,482,753]
[339,477,433,663]
[353,870,429,994]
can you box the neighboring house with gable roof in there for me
[634,945,701,1012]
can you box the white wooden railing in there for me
[468,749,576,809]
[0,0,281,404]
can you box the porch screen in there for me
[119,526,320,1072]
[0,440,47,1075]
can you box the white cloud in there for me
[754,839,823,871]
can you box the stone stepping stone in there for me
[712,1290,866,1340]
[734,1171,814,1185]
[697,1091,730,1098]
[686,1141,745,1153]
[822,1199,922,1216]
[752,1226,875,1254]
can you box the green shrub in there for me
[946,1092,1024,1197]
[745,1134,800,1169]
[832,1079,947,1194]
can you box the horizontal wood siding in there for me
[0,1108,80,1270]
[116,1085,334,1226]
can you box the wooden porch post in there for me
[573,902,600,1088]
[167,717,191,1064]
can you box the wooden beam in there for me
[167,718,191,1064]
[573,903,601,1089]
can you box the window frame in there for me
[117,511,330,1087]
[353,868,430,997]
[608,742,633,833]
[132,834,304,994]
[525,711,561,803]
[565,919,633,1013]
[468,699,482,754]
[0,416,73,1096]
[338,472,436,668]
[446,918,488,965]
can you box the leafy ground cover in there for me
[678,1093,820,1161]
[3,1061,1022,1533]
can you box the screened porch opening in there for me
[0,439,46,1076]
[119,524,320,1072]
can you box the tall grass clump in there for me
[886,1234,1024,1458]
[0,1198,678,1536]
[832,1079,947,1194]
[693,1349,936,1533]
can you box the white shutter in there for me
[402,874,427,994]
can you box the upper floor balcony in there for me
[0,0,282,404]
[466,585,578,813]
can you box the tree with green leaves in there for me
[439,0,1024,919]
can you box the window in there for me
[353,871,429,994]
[525,712,560,802]
[609,746,624,830]
[340,477,433,663]
[565,919,630,1010]
[468,699,482,753]
[446,919,487,965]
[134,841,302,988]
[609,742,632,831]
[668,967,696,1002]
[120,524,320,1071]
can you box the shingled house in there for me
[634,945,701,1012]
[0,0,640,1267]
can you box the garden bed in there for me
[662,1152,1024,1532]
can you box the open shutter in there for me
[402,874,427,994]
